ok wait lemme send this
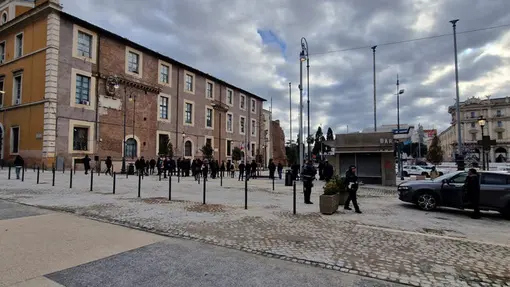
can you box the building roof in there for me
[361,124,414,133]
[448,96,510,113]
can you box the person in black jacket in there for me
[344,165,361,213]
[14,155,24,179]
[323,160,334,182]
[238,161,245,181]
[277,162,283,179]
[301,160,317,204]
[83,155,91,175]
[220,161,226,178]
[105,156,113,176]
[464,168,481,219]
[268,159,276,179]
[149,158,156,175]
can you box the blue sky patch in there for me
[257,29,287,59]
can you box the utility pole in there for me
[289,82,292,147]
[372,46,377,132]
[397,74,403,180]
[450,19,463,170]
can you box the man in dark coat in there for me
[83,155,91,175]
[238,161,245,181]
[105,156,113,176]
[301,160,317,204]
[464,168,481,219]
[268,159,276,179]
[344,165,361,213]
[323,160,334,182]
[318,161,325,180]
[149,158,156,175]
[14,155,24,179]
[220,161,226,178]
[277,162,283,179]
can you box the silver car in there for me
[398,171,510,219]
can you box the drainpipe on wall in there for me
[175,66,180,154]
[94,34,101,147]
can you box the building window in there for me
[251,99,256,113]
[206,138,212,147]
[497,110,502,117]
[206,81,213,99]
[185,73,193,92]
[240,94,245,110]
[125,138,137,158]
[240,116,245,134]
[184,140,192,157]
[0,41,5,63]
[226,113,233,132]
[15,33,23,58]
[251,119,256,136]
[0,78,4,107]
[159,64,169,84]
[498,121,503,127]
[206,107,213,128]
[159,96,169,120]
[13,72,22,105]
[226,140,232,156]
[471,133,476,141]
[227,89,233,105]
[128,51,139,74]
[10,126,20,154]
[185,102,193,124]
[1,12,7,24]
[75,74,91,105]
[73,127,89,151]
[470,111,475,118]
[158,134,170,155]
[471,122,475,128]
[251,143,255,157]
[77,31,92,58]
[498,132,503,140]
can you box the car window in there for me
[450,173,468,184]
[480,173,509,185]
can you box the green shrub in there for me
[323,175,347,195]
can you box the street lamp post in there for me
[129,94,137,159]
[181,132,186,157]
[301,37,310,160]
[450,19,463,169]
[396,75,405,180]
[299,49,305,169]
[371,45,377,132]
[478,116,487,170]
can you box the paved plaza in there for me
[1,168,510,286]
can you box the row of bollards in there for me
[6,164,300,214]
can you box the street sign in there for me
[392,129,408,134]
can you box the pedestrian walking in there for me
[14,155,24,179]
[301,160,317,204]
[105,156,113,176]
[323,160,334,182]
[238,161,245,181]
[83,155,91,175]
[220,160,226,178]
[268,159,276,179]
[277,162,283,179]
[149,158,156,175]
[344,165,361,213]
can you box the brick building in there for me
[271,120,286,165]
[0,0,266,169]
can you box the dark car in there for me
[398,171,510,219]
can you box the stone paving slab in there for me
[1,170,510,286]
[0,200,51,220]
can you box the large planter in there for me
[338,190,349,206]
[320,193,340,215]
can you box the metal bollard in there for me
[168,174,172,201]
[37,167,40,184]
[220,170,223,187]
[90,169,94,191]
[70,168,73,188]
[202,173,206,205]
[52,168,55,186]
[272,176,275,191]
[293,180,296,215]
[137,173,141,198]
[22,165,25,182]
[63,163,65,174]
[178,168,180,183]
[113,172,116,194]
[8,165,11,179]
[244,176,248,210]
[159,172,161,181]
[198,173,200,185]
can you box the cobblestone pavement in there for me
[1,169,510,286]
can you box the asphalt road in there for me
[2,200,403,287]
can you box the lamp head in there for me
[399,89,405,95]
[477,116,486,127]
[300,50,306,62]
[114,84,119,89]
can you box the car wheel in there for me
[402,171,408,177]
[417,192,438,211]
[501,202,510,220]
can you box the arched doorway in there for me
[125,138,138,159]
[184,140,192,157]
[495,147,507,163]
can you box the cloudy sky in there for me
[60,0,510,140]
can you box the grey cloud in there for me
[61,0,510,138]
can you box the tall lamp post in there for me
[299,48,305,168]
[371,45,377,131]
[300,37,310,160]
[396,75,405,180]
[181,132,186,157]
[478,116,487,170]
[450,19,463,169]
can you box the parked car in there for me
[398,171,510,219]
[402,165,431,177]
[420,166,447,176]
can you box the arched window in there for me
[184,140,192,157]
[1,12,7,24]
[125,138,137,158]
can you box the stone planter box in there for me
[338,190,349,206]
[320,193,340,215]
